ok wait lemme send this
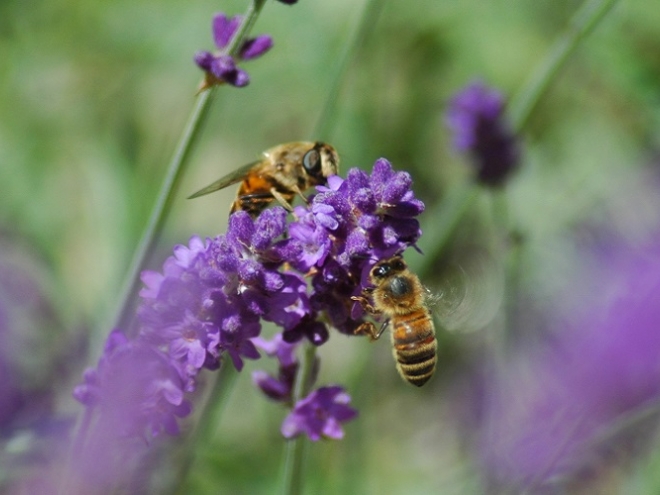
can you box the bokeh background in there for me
[3,0,660,493]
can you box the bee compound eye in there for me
[372,264,389,279]
[392,258,406,271]
[302,148,321,173]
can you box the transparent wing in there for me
[187,160,261,199]
[430,248,504,333]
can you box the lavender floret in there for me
[195,13,273,88]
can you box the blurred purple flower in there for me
[281,386,358,441]
[73,330,192,438]
[195,13,273,88]
[472,238,660,491]
[445,80,519,187]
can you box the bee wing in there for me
[188,160,262,199]
[430,250,504,333]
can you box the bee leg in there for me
[292,185,309,204]
[269,188,295,212]
[375,319,389,339]
[354,320,389,341]
[354,322,379,341]
[351,292,376,314]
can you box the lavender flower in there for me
[195,13,273,88]
[73,330,192,438]
[77,158,424,442]
[281,386,358,441]
[445,81,519,187]
[279,158,425,339]
[471,238,660,491]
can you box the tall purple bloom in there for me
[195,13,273,89]
[77,158,425,444]
[470,237,660,492]
[445,80,519,187]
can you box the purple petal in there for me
[213,13,242,49]
[240,35,273,60]
[210,54,237,79]
[194,51,215,71]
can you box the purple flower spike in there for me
[78,156,425,443]
[446,80,520,187]
[195,12,273,89]
[281,386,358,441]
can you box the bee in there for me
[352,256,437,387]
[188,141,339,216]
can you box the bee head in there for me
[370,256,407,282]
[303,142,339,184]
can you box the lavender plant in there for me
[75,157,423,441]
[7,0,653,492]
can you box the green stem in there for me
[111,89,215,332]
[313,0,387,140]
[281,343,317,495]
[508,0,619,133]
[169,363,239,495]
[58,407,94,495]
[110,0,269,333]
[419,0,619,277]
[226,0,269,56]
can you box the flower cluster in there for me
[195,13,273,88]
[280,159,424,341]
[75,158,424,442]
[445,81,519,187]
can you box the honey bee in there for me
[188,141,339,216]
[352,256,437,387]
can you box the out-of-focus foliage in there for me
[3,0,660,493]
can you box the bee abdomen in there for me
[391,313,437,387]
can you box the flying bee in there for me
[188,141,339,216]
[352,256,437,387]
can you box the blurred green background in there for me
[3,0,660,493]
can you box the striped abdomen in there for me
[390,309,437,387]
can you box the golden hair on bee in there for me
[353,256,437,387]
[188,141,339,217]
